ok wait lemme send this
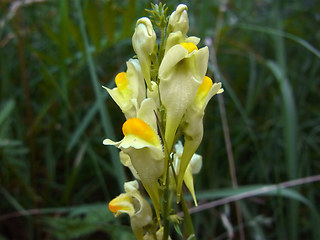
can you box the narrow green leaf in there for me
[173,223,183,237]
[238,24,320,59]
[0,99,15,126]
[102,1,117,45]
[122,0,136,38]
[0,187,26,213]
[67,102,98,152]
[84,0,103,50]
[265,60,297,180]
[74,0,125,191]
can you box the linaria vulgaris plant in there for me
[103,4,223,239]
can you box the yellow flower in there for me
[109,193,135,217]
[159,42,209,152]
[103,59,145,119]
[109,181,153,240]
[104,98,164,223]
[176,76,223,201]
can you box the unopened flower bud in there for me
[167,4,189,36]
[132,17,156,91]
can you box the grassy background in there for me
[1,0,320,239]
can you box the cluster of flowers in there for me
[103,4,223,239]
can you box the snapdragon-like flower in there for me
[109,181,153,240]
[104,98,164,222]
[176,76,223,200]
[159,42,209,153]
[103,59,145,119]
[132,17,156,91]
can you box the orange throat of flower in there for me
[122,118,160,146]
[109,194,134,214]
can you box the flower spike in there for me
[103,4,223,238]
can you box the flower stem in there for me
[162,157,170,240]
[180,194,196,239]
[154,110,171,240]
[160,124,171,240]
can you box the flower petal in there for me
[109,193,135,217]
[120,151,140,180]
[122,118,160,147]
[103,59,145,119]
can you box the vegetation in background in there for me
[0,0,319,239]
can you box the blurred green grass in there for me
[0,0,320,239]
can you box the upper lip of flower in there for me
[136,17,154,37]
[172,4,188,21]
[176,6,188,21]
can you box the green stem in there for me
[155,110,171,240]
[167,153,195,239]
[153,105,169,239]
[180,194,196,239]
[162,156,170,240]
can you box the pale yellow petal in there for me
[183,165,197,206]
